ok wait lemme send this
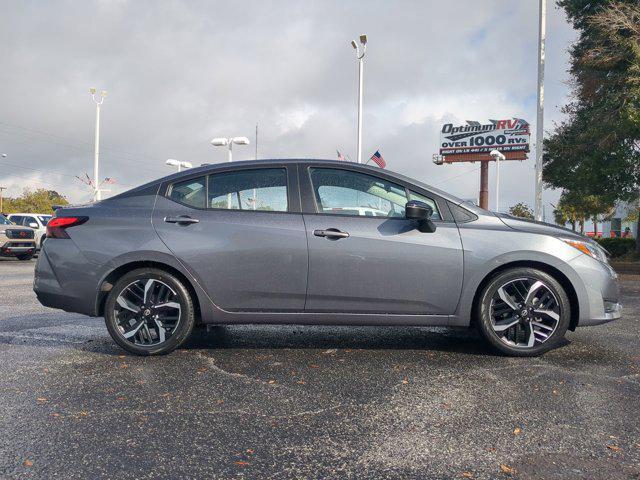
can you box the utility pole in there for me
[534,0,546,221]
[0,186,6,213]
[89,88,107,202]
[255,123,258,160]
[351,34,367,163]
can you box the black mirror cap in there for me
[405,200,433,220]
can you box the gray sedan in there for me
[34,159,621,356]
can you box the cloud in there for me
[0,0,576,214]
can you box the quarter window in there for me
[207,168,288,212]
[310,168,407,217]
[168,177,206,208]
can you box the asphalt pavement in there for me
[1,258,639,479]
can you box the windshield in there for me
[0,214,13,225]
[38,215,52,226]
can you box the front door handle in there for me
[313,228,350,239]
[164,216,200,225]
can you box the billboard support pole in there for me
[479,161,489,210]
[534,0,546,221]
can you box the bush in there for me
[595,237,637,258]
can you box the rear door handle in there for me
[313,228,350,239]
[164,216,200,225]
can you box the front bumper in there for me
[568,254,622,327]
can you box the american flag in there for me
[103,177,116,184]
[369,150,386,168]
[336,150,345,161]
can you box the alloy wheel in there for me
[113,278,182,346]
[489,277,561,349]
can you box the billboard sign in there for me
[439,118,530,159]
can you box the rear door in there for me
[153,165,308,312]
[300,165,464,315]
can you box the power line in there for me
[433,166,481,186]
[0,161,136,187]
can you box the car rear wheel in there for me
[476,267,571,357]
[17,252,34,261]
[104,268,195,355]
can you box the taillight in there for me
[46,216,88,239]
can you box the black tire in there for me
[476,267,571,357]
[17,253,35,261]
[104,268,195,356]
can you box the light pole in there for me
[211,136,250,163]
[0,154,7,211]
[351,34,367,164]
[210,137,251,208]
[89,88,107,202]
[534,0,546,221]
[166,159,193,172]
[490,150,506,212]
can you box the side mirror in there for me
[405,200,436,233]
[28,222,38,229]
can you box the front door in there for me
[301,167,463,315]
[153,166,308,312]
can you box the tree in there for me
[545,0,640,250]
[508,202,534,219]
[2,188,69,214]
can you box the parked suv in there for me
[7,213,52,249]
[0,214,36,260]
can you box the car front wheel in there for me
[476,267,571,357]
[104,268,195,356]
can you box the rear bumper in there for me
[1,241,36,257]
[33,242,101,316]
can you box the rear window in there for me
[168,177,206,208]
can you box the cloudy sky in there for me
[0,0,576,213]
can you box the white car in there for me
[7,213,52,249]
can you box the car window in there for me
[9,215,23,225]
[24,216,37,226]
[168,176,206,208]
[0,215,12,225]
[207,168,288,212]
[309,168,407,217]
[408,191,441,220]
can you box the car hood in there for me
[495,213,586,240]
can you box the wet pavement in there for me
[1,259,639,479]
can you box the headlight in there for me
[561,238,609,263]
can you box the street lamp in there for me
[490,149,506,212]
[166,159,193,172]
[351,34,367,163]
[210,136,251,208]
[211,136,250,162]
[89,88,107,201]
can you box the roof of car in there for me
[110,158,467,206]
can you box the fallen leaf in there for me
[118,355,126,359]
[36,397,47,403]
[513,427,522,435]
[217,400,224,404]
[161,393,171,398]
[268,380,277,385]
[246,449,254,454]
[116,396,126,401]
[234,461,249,467]
[462,472,474,478]
[323,349,337,354]
[309,364,320,369]
[79,411,88,416]
[297,379,306,385]
[197,368,207,374]
[23,459,33,467]
[607,445,621,452]
[552,389,559,395]
[500,464,516,475]
[120,364,129,369]
[401,378,409,385]
[51,412,60,418]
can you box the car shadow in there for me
[179,324,502,356]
